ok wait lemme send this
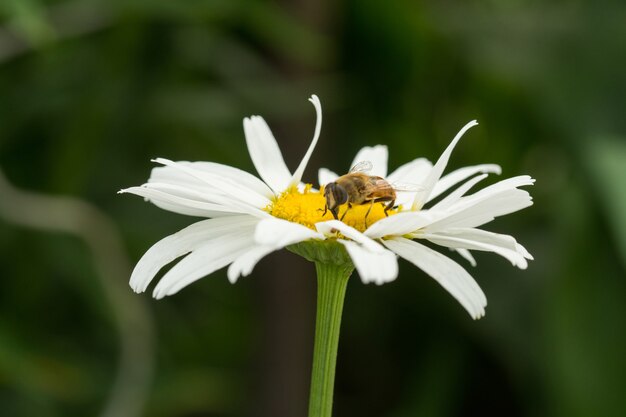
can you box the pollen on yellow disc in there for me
[267,185,397,232]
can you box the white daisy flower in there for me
[120,95,533,319]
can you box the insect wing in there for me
[363,177,395,198]
[391,182,424,192]
[349,160,373,174]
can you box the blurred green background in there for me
[1,0,625,416]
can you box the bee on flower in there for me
[120,95,533,319]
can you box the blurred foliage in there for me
[0,0,625,417]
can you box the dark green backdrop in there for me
[1,1,625,416]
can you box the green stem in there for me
[308,261,353,417]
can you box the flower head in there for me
[120,95,533,319]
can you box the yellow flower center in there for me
[267,185,397,232]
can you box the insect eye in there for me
[324,183,334,198]
[334,185,348,205]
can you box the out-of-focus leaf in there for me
[586,138,626,267]
[1,0,626,416]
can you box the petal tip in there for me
[129,282,143,293]
[152,157,172,166]
[288,96,323,187]
[461,120,479,133]
[227,274,239,284]
[152,283,171,299]
[473,306,486,320]
[309,94,320,105]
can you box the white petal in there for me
[152,230,255,299]
[364,211,436,239]
[429,164,501,202]
[119,186,245,218]
[387,157,433,184]
[441,191,532,230]
[315,220,385,253]
[383,237,486,319]
[254,217,324,247]
[425,182,534,232]
[225,217,325,284]
[350,145,388,177]
[149,161,274,200]
[339,240,398,285]
[422,228,530,269]
[143,182,248,208]
[387,158,434,208]
[318,168,339,187]
[455,248,477,267]
[243,116,292,193]
[123,182,262,216]
[412,120,478,210]
[315,220,398,284]
[296,183,315,193]
[129,216,258,293]
[462,175,535,204]
[290,95,323,187]
[394,192,417,211]
[227,245,275,283]
[516,243,534,260]
[430,174,488,211]
[151,158,272,218]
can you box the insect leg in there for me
[364,200,375,228]
[340,203,352,221]
[384,199,395,217]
